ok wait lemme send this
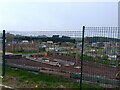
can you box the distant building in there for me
[91,42,104,48]
[47,41,53,44]
[7,40,39,52]
[104,42,118,56]
[22,40,29,43]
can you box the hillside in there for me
[85,37,120,43]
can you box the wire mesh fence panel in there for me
[5,30,83,88]
[4,29,120,89]
[83,27,120,88]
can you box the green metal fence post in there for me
[2,30,5,76]
[80,26,85,90]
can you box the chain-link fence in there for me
[83,27,120,88]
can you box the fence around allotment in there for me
[2,27,120,88]
[5,31,82,81]
[83,27,120,87]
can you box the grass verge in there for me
[2,67,103,89]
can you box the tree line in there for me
[6,33,76,43]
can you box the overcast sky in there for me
[0,0,119,31]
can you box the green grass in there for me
[2,67,103,89]
[56,53,115,66]
[83,54,118,66]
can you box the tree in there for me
[6,33,15,43]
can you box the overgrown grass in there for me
[2,67,103,89]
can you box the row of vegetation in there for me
[7,32,120,43]
[85,37,120,43]
[83,54,117,66]
[11,48,46,54]
[11,49,117,66]
[48,52,117,66]
[6,33,76,43]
